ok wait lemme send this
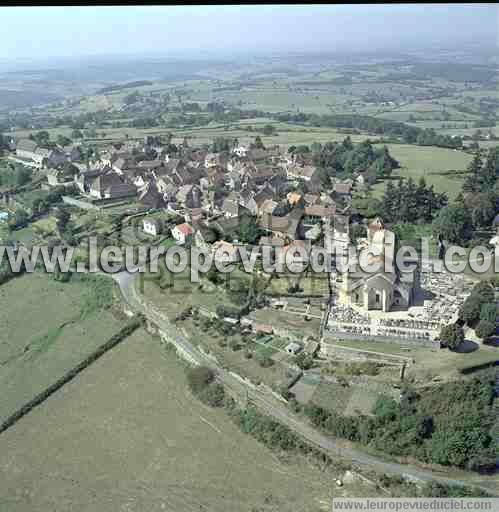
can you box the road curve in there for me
[112,269,498,495]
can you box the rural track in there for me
[112,269,498,495]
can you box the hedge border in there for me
[0,316,143,435]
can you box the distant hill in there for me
[97,80,154,95]
[0,89,60,111]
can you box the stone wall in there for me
[327,323,439,347]
[320,340,416,365]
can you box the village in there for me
[1,5,499,504]
[0,118,496,430]
[0,132,491,363]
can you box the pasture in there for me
[372,144,473,199]
[0,329,375,511]
[0,272,121,421]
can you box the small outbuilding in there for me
[143,217,162,236]
[285,342,303,355]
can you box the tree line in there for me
[275,113,463,149]
[314,137,399,185]
[302,373,496,471]
[380,177,448,224]
[186,366,493,497]
[433,147,498,246]
[459,281,497,342]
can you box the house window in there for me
[375,292,381,304]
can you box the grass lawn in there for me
[333,338,420,356]
[10,226,37,244]
[343,387,381,416]
[268,271,330,297]
[372,144,473,200]
[0,272,122,421]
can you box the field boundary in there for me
[0,316,143,435]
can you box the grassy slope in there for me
[372,144,473,200]
[0,272,122,420]
[0,329,376,511]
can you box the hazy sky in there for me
[1,4,497,61]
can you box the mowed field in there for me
[0,330,373,512]
[372,144,473,200]
[0,273,122,421]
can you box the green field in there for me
[372,144,473,200]
[8,118,371,148]
[0,329,378,510]
[0,272,122,421]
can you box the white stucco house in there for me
[142,218,161,237]
[171,223,194,245]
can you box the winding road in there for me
[112,268,498,495]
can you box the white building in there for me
[233,145,249,158]
[142,218,161,237]
[171,223,194,245]
[285,342,302,355]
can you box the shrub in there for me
[294,352,314,370]
[480,303,497,324]
[198,383,225,407]
[439,323,464,350]
[186,366,215,394]
[79,275,114,317]
[461,282,495,327]
[476,320,495,340]
[229,338,241,351]
[345,361,379,376]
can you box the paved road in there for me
[112,269,498,494]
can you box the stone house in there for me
[138,181,167,209]
[89,171,137,200]
[286,164,317,182]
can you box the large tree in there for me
[460,282,495,326]
[475,320,495,340]
[238,213,258,244]
[55,208,71,235]
[432,203,471,245]
[463,148,498,193]
[439,324,465,350]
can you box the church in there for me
[336,217,418,312]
